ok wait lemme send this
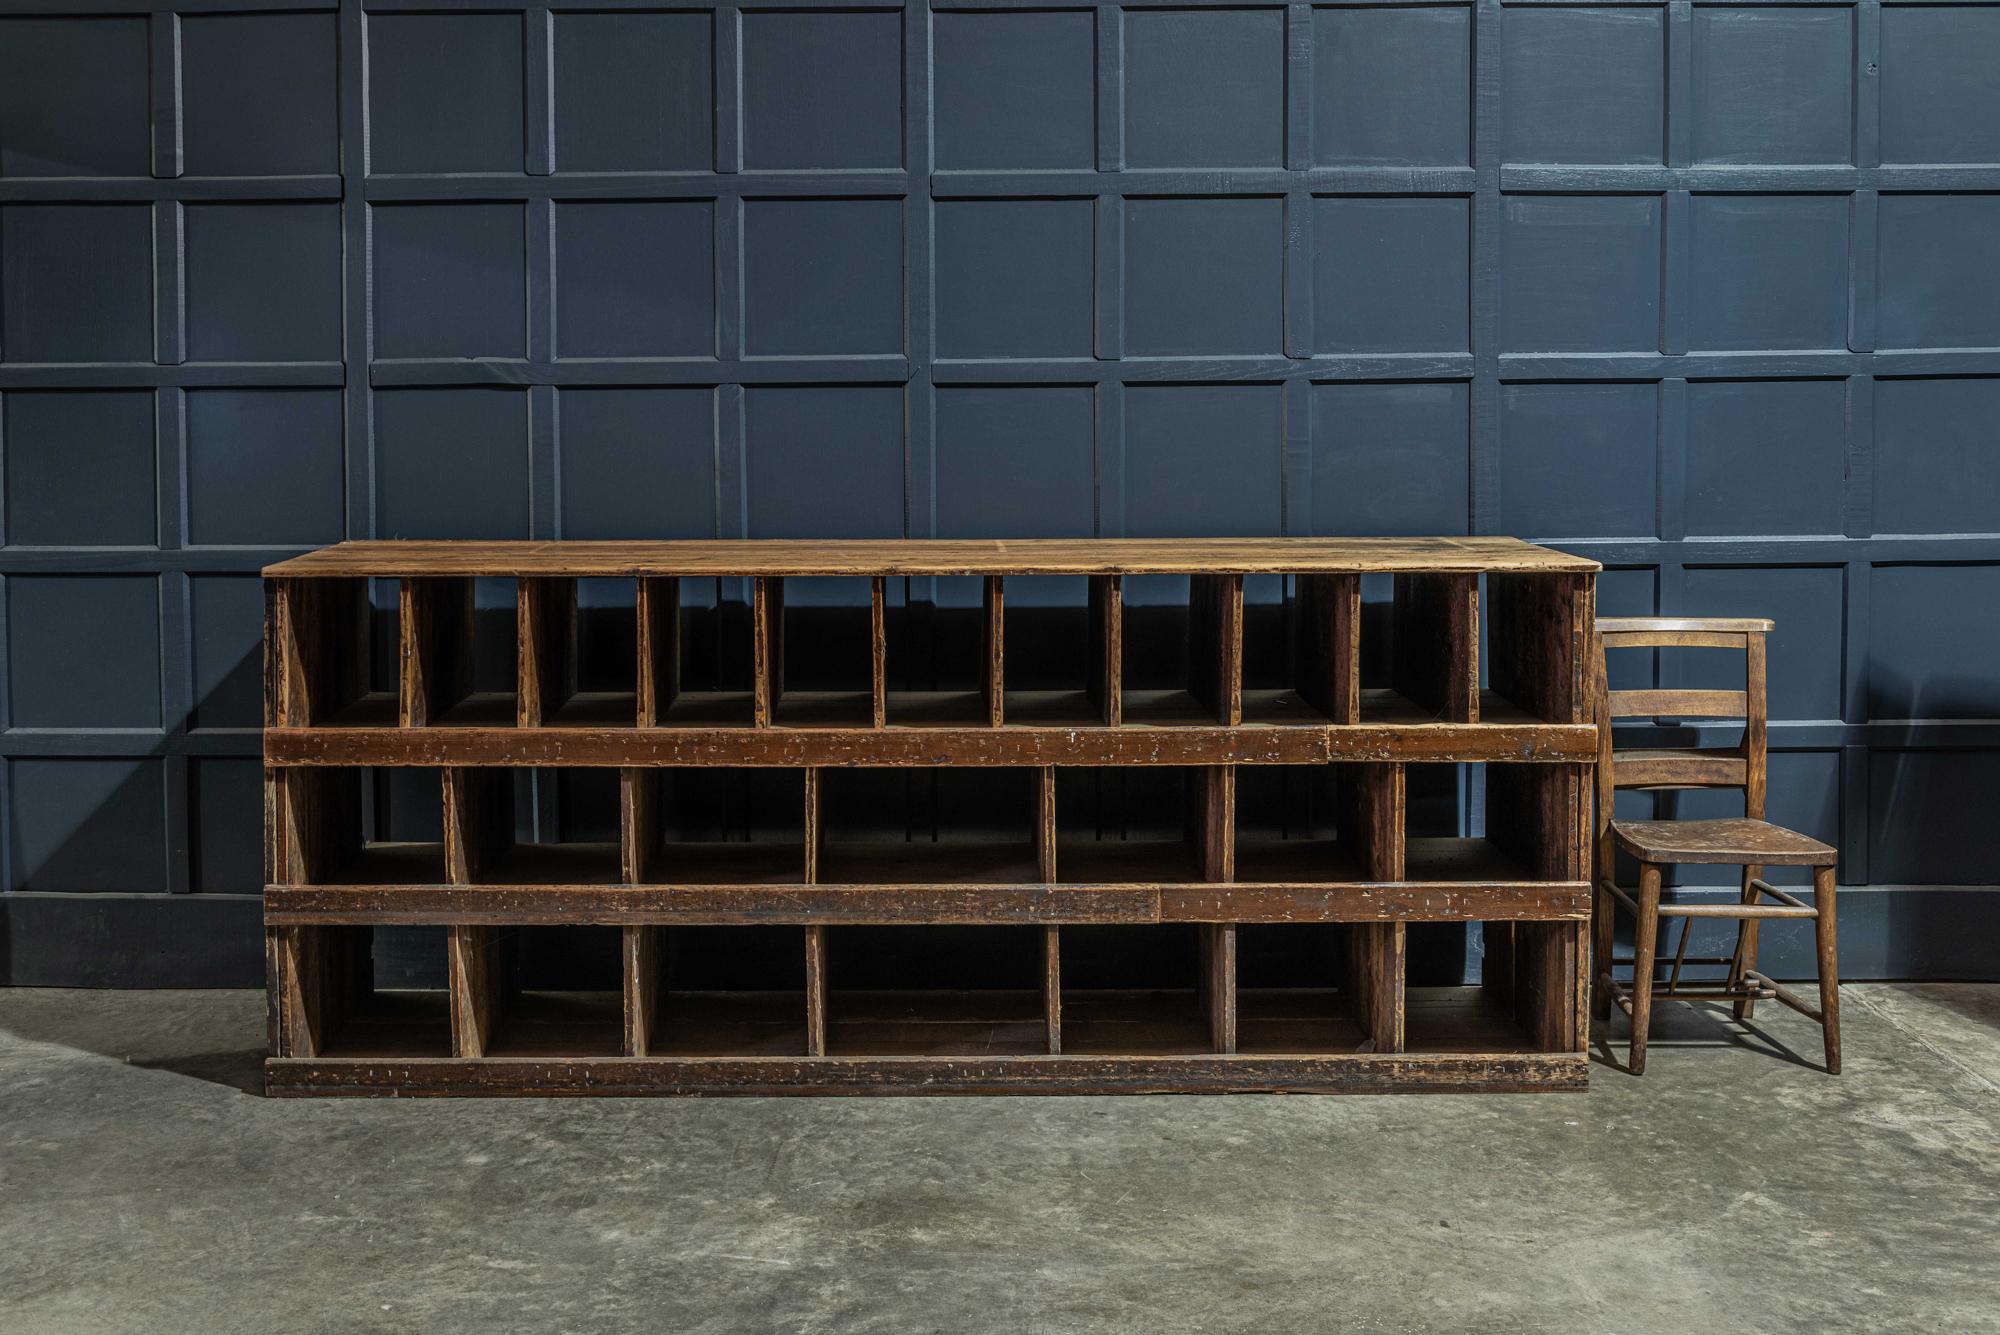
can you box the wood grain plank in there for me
[1296,572,1360,724]
[264,1050,1591,1097]
[517,576,577,727]
[268,537,1603,580]
[636,576,680,727]
[400,577,474,728]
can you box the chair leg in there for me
[1628,862,1662,1075]
[1731,863,1763,1022]
[1592,880,1615,1023]
[1814,865,1841,1075]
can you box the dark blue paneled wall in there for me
[1,0,1998,984]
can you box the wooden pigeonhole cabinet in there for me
[263,538,1597,1096]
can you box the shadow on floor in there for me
[1591,997,1828,1075]
[0,988,265,1096]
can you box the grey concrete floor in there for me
[2,986,1996,1334]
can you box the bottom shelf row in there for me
[274,921,1584,1062]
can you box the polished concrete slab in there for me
[1,985,1995,1334]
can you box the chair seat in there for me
[1610,817,1836,867]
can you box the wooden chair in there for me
[1592,617,1840,1075]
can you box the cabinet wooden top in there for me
[266,537,1599,579]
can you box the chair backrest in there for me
[1593,618,1773,865]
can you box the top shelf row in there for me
[269,543,1595,740]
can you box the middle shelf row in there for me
[270,762,1588,896]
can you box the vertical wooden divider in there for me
[1188,574,1244,726]
[870,576,889,727]
[271,577,368,726]
[982,575,1005,727]
[517,576,577,727]
[444,767,512,1058]
[753,576,784,727]
[1193,766,1237,1054]
[621,767,660,1057]
[635,576,680,726]
[1341,763,1406,1053]
[1391,573,1479,723]
[1036,766,1060,1053]
[1295,573,1361,724]
[1487,572,1590,724]
[274,924,367,1058]
[803,766,827,1055]
[1086,574,1122,725]
[272,767,362,886]
[1488,762,1588,1052]
[399,576,474,727]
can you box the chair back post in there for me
[1592,627,1615,890]
[1743,628,1768,822]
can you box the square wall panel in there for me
[1498,382,1656,539]
[1596,567,1658,691]
[936,199,1094,359]
[1881,7,2000,165]
[181,13,339,175]
[934,11,1095,170]
[1123,385,1283,537]
[1879,195,2000,350]
[1501,7,1663,164]
[1686,381,1845,537]
[743,199,902,357]
[936,386,1096,538]
[1314,196,1468,353]
[1691,8,1852,165]
[1313,6,1471,167]
[185,389,344,546]
[1870,750,2000,883]
[188,575,264,730]
[0,18,149,177]
[555,202,713,358]
[1689,195,1848,352]
[186,204,342,362]
[745,386,903,538]
[372,204,526,360]
[1,205,152,363]
[741,11,902,170]
[368,14,524,174]
[7,575,160,728]
[559,388,716,539]
[9,758,166,893]
[1310,382,1469,536]
[1869,564,2000,719]
[1500,196,1661,353]
[554,12,712,172]
[4,391,155,547]
[1875,379,2000,534]
[1680,566,1844,720]
[193,758,263,894]
[1124,8,1285,168]
[1124,197,1284,356]
[374,389,530,539]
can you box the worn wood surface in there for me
[267,540,1598,1094]
[1295,573,1360,724]
[1392,573,1479,723]
[635,576,680,727]
[266,721,1598,768]
[265,878,1590,926]
[399,577,473,728]
[1596,615,1840,1075]
[265,1050,1590,1096]
[269,538,1602,579]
